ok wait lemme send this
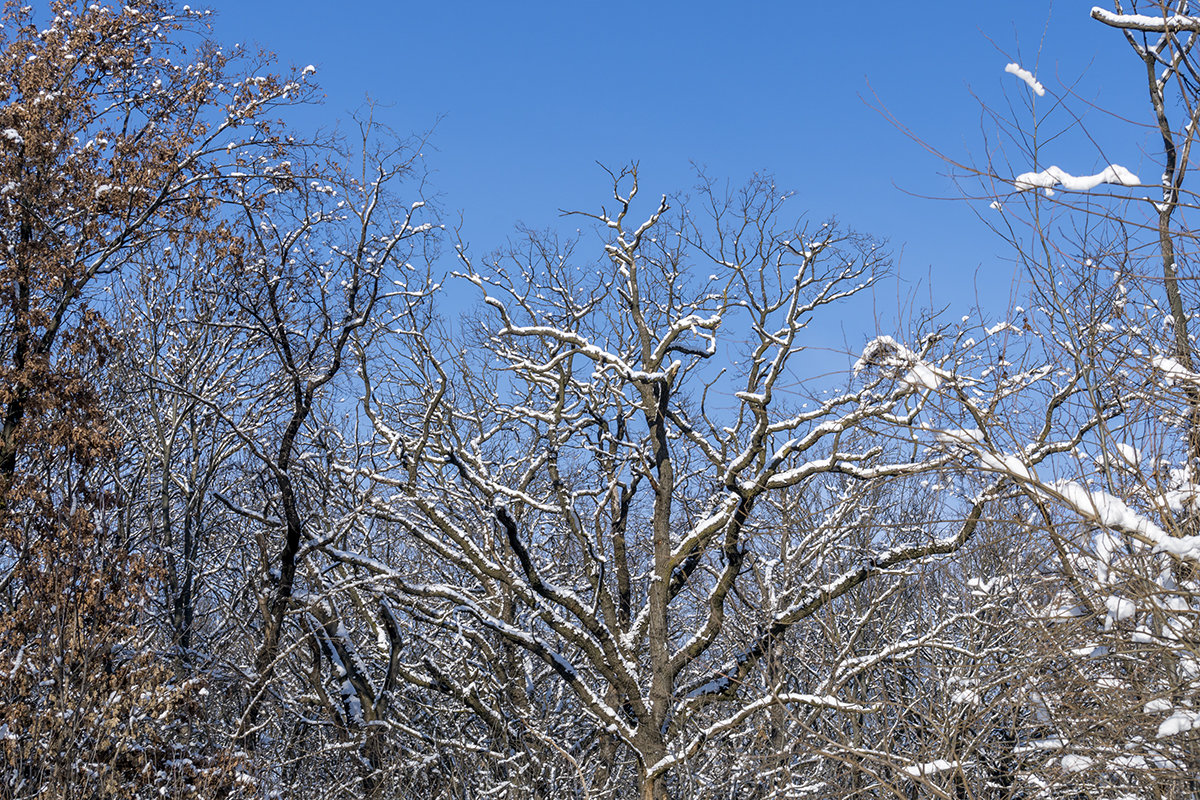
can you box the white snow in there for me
[1061,754,1094,772]
[1039,591,1086,620]
[1157,709,1200,738]
[1,128,22,146]
[853,335,920,374]
[903,362,942,390]
[1152,531,1200,561]
[1013,165,1140,193]
[1014,737,1065,754]
[987,321,1020,335]
[1005,62,1045,96]
[903,759,958,778]
[1105,595,1135,623]
[1051,482,1200,561]
[1114,442,1141,466]
[1091,7,1200,33]
[1153,354,1200,381]
[935,428,984,445]
[979,451,1035,482]
[968,576,1009,594]
[854,335,948,390]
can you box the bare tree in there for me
[302,165,1114,800]
[127,112,438,795]
[860,3,1200,797]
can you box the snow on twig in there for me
[903,759,960,779]
[1005,62,1045,96]
[1153,354,1200,382]
[1091,6,1200,32]
[1051,481,1200,561]
[1013,165,1140,193]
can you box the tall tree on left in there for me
[0,3,314,797]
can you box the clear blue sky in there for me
[211,2,1152,353]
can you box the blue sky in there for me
[211,2,1154,352]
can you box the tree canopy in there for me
[3,3,1200,800]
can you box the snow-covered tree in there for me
[300,166,1114,800]
[0,2,318,796]
[8,2,1200,798]
[877,3,1200,797]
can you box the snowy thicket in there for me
[2,2,1200,800]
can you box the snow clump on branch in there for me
[1005,62,1046,96]
[1012,164,1140,194]
[853,335,945,389]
